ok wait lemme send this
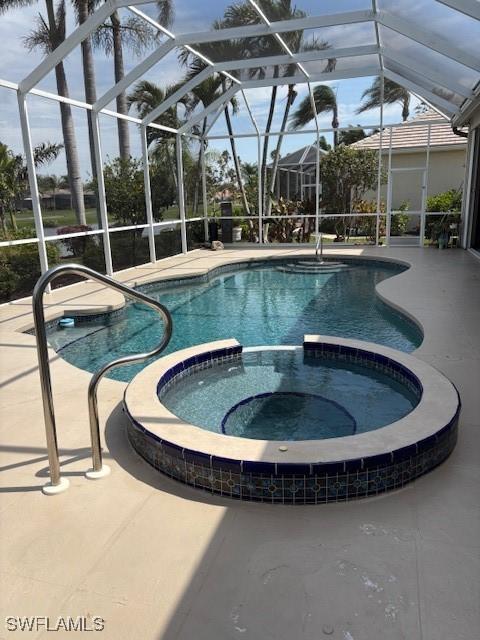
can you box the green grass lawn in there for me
[15,208,99,229]
[14,205,199,230]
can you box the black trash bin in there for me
[220,201,233,243]
[208,220,219,242]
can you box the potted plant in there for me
[431,214,458,249]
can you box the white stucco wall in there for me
[377,148,467,211]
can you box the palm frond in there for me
[156,0,174,28]
[24,0,66,53]
[93,14,157,56]
[0,0,35,14]
[33,142,63,167]
[290,84,337,129]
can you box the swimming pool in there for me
[46,258,422,382]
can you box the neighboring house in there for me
[20,188,97,210]
[271,144,328,201]
[351,110,467,211]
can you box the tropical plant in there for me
[102,157,146,227]
[357,76,410,122]
[264,196,314,243]
[23,0,86,224]
[0,141,62,232]
[390,200,410,236]
[319,145,385,239]
[353,199,386,243]
[0,227,60,302]
[338,126,367,146]
[426,188,463,212]
[128,79,191,187]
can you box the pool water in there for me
[161,349,419,440]
[47,261,422,382]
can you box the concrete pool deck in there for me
[0,246,479,639]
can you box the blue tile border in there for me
[157,345,243,399]
[303,340,423,400]
[124,341,460,504]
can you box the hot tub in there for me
[124,336,460,504]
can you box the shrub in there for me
[0,227,60,302]
[426,188,462,213]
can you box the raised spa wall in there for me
[124,338,460,505]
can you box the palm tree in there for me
[128,79,190,188]
[92,1,174,160]
[92,13,154,159]
[71,1,99,213]
[186,76,224,214]
[24,1,86,224]
[178,40,251,216]
[357,76,410,122]
[219,1,310,216]
[290,84,339,147]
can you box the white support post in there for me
[257,133,263,244]
[420,124,432,247]
[91,111,113,275]
[375,72,384,245]
[141,125,156,264]
[17,92,49,281]
[176,134,188,254]
[201,137,208,242]
[385,126,394,246]
[308,84,321,242]
[239,89,262,244]
[286,169,290,200]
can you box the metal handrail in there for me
[32,264,173,494]
[315,233,323,261]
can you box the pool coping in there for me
[124,335,460,466]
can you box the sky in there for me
[0,0,474,181]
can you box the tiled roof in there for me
[351,110,467,151]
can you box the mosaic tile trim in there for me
[303,341,423,400]
[157,345,243,399]
[125,342,460,504]
[125,405,459,504]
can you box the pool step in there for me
[296,261,348,269]
[277,261,349,274]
